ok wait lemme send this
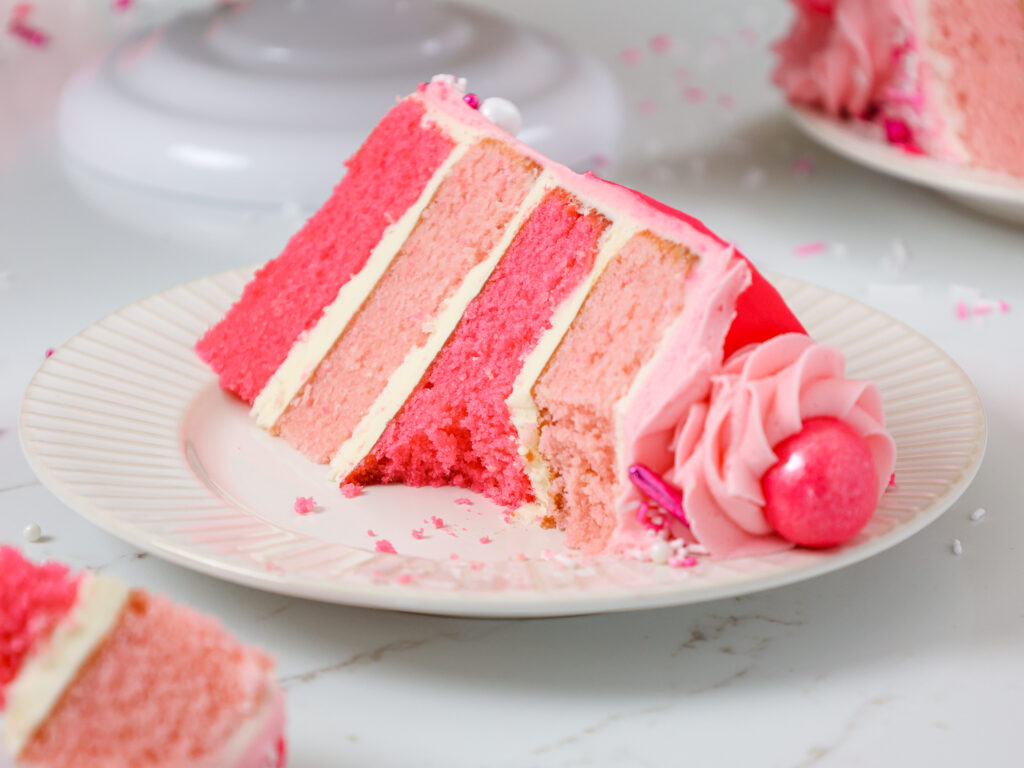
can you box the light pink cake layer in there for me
[349,189,609,507]
[22,591,275,768]
[533,232,696,551]
[928,0,1024,176]
[276,140,540,462]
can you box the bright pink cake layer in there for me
[0,548,80,708]
[195,99,454,404]
[928,0,1024,176]
[349,189,609,506]
[533,233,695,550]
[23,590,274,768]
[276,140,540,462]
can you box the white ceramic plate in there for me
[789,105,1024,225]
[19,268,985,618]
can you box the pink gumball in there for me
[762,417,878,548]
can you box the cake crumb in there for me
[367,529,376,538]
[411,528,424,540]
[375,539,396,554]
[340,483,362,499]
[431,516,445,529]
[469,561,485,571]
[449,553,459,560]
[293,496,316,515]
[970,507,986,522]
[479,536,492,544]
[454,497,473,506]
[396,572,413,584]
[794,240,826,257]
[540,515,556,530]
[951,539,963,556]
[511,552,528,562]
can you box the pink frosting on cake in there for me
[0,547,80,708]
[669,333,895,558]
[773,0,905,117]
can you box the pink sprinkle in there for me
[479,536,492,544]
[794,241,827,257]
[956,300,969,320]
[717,93,736,110]
[11,3,33,21]
[620,46,642,66]
[112,0,134,10]
[792,157,815,175]
[449,553,459,560]
[340,483,361,498]
[649,34,672,54]
[411,528,424,540]
[367,529,377,538]
[1000,300,1012,313]
[684,86,706,103]
[628,464,687,526]
[396,572,413,584]
[638,99,657,116]
[431,516,445,529]
[375,539,396,554]
[44,348,54,358]
[7,19,48,47]
[469,561,485,571]
[884,118,913,145]
[463,92,480,109]
[454,497,474,506]
[888,473,897,488]
[293,496,316,515]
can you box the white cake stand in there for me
[58,0,623,207]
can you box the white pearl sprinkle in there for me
[23,523,42,543]
[479,97,522,137]
[649,540,671,565]
[951,538,963,556]
[970,507,986,522]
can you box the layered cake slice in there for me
[0,548,285,768]
[198,76,895,560]
[774,0,1024,177]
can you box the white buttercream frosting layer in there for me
[2,574,129,757]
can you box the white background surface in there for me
[1,1,1022,766]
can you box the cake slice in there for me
[0,547,285,768]
[774,0,1024,177]
[198,75,895,560]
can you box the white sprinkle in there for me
[970,507,986,522]
[23,523,42,543]
[479,97,522,137]
[951,538,963,556]
[649,540,671,565]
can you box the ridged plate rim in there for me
[19,267,986,617]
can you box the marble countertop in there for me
[1,1,1022,765]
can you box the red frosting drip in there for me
[584,174,807,357]
[0,547,81,708]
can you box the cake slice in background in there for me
[774,0,1024,177]
[0,547,285,768]
[197,75,896,562]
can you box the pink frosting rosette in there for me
[773,0,904,117]
[668,333,895,558]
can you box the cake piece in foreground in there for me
[774,0,1024,177]
[198,75,896,560]
[0,547,285,768]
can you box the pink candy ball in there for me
[762,417,878,548]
